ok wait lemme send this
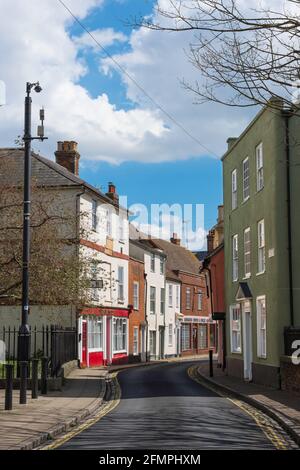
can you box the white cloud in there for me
[0,0,259,165]
[73,28,127,49]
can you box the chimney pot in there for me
[170,233,181,246]
[106,182,119,205]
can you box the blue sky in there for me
[69,0,223,240]
[1,0,250,248]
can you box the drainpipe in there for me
[144,272,149,362]
[284,112,294,327]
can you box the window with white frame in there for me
[257,296,267,358]
[230,305,241,353]
[232,169,237,210]
[197,291,202,310]
[168,284,173,307]
[181,324,190,351]
[133,282,139,310]
[160,257,164,275]
[119,219,125,241]
[88,318,103,350]
[106,209,112,237]
[176,285,180,309]
[244,227,251,278]
[150,286,156,314]
[150,253,155,272]
[113,317,127,352]
[91,261,99,301]
[198,324,208,349]
[160,288,165,315]
[256,143,264,191]
[150,331,156,356]
[257,219,265,273]
[118,266,124,301]
[92,200,97,231]
[186,287,191,309]
[232,234,238,281]
[168,324,173,346]
[243,157,250,201]
[133,326,139,355]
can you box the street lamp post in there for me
[19,81,47,404]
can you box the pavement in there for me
[196,361,300,446]
[57,361,297,450]
[0,366,108,450]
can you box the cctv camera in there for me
[34,83,42,93]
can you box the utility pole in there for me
[19,82,47,404]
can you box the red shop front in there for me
[78,307,130,367]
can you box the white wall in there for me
[79,192,129,308]
[80,193,129,256]
[144,250,165,359]
[165,280,181,357]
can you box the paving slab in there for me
[0,367,108,450]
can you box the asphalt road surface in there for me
[59,362,293,450]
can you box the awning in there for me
[236,282,252,301]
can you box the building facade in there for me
[153,234,214,357]
[202,206,225,368]
[128,241,146,363]
[223,101,300,388]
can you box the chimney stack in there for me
[106,182,119,205]
[226,137,237,151]
[170,233,181,246]
[55,141,80,176]
[207,229,215,253]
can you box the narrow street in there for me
[56,362,295,450]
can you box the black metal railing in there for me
[0,324,77,379]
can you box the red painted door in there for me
[82,320,87,367]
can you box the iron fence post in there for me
[41,357,48,394]
[5,364,14,410]
[31,358,39,399]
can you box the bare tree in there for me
[135,0,300,111]
[0,156,112,307]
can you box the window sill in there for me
[256,271,265,276]
[231,350,242,355]
[88,348,103,352]
[256,186,264,194]
[243,274,251,280]
[242,196,250,204]
[113,350,127,355]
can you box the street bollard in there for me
[209,349,214,377]
[41,357,48,395]
[31,358,39,399]
[5,364,14,410]
[19,361,28,404]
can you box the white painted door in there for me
[243,304,252,381]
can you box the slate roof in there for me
[0,148,119,207]
[150,238,201,277]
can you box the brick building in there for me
[153,234,214,357]
[128,241,146,363]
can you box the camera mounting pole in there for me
[19,82,47,405]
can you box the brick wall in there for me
[128,257,145,361]
[281,356,300,394]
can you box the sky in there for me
[0,0,265,249]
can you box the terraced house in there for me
[223,99,300,389]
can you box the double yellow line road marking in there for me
[41,372,121,450]
[188,365,290,450]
